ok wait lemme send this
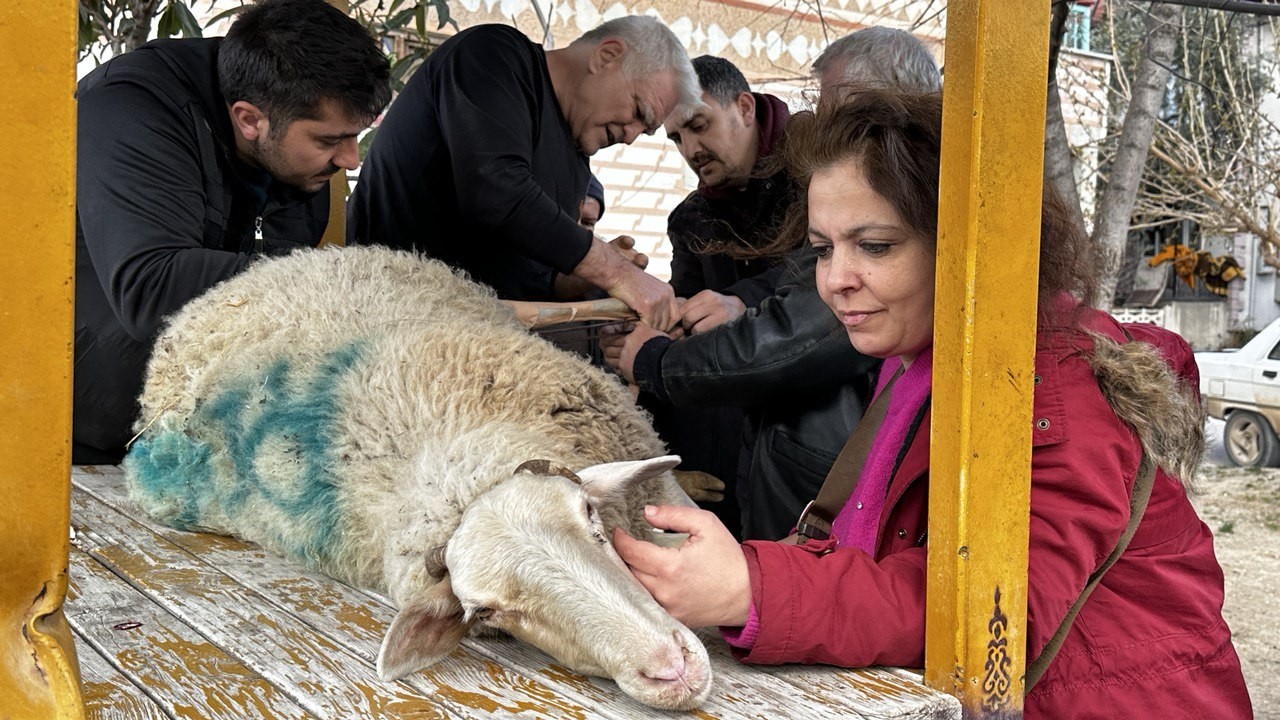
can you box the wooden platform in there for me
[67,465,960,719]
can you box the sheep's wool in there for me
[125,246,665,593]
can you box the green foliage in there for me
[1218,519,1236,534]
[157,1,203,39]
[79,0,454,84]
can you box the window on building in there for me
[1063,4,1092,52]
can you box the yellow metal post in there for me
[0,1,84,718]
[318,0,351,248]
[319,173,348,247]
[926,1,1050,716]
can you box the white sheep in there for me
[124,245,713,710]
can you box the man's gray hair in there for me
[573,16,702,111]
[812,27,941,93]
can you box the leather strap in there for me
[777,329,1154,694]
[782,364,904,545]
[1025,326,1153,689]
[1024,450,1156,690]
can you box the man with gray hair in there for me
[349,17,699,330]
[812,26,941,97]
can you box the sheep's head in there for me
[375,455,713,710]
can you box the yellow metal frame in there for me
[0,0,83,717]
[927,1,1050,716]
[318,0,350,248]
[5,1,1053,717]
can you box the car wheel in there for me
[1223,411,1280,467]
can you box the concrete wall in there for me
[1112,301,1231,351]
[1168,301,1232,351]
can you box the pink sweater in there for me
[725,348,934,647]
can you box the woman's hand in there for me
[613,505,752,628]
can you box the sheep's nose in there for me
[640,653,688,684]
[640,631,690,683]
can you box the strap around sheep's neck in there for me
[513,459,582,484]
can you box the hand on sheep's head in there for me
[614,506,752,629]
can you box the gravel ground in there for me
[1194,418,1280,718]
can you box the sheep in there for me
[123,245,714,710]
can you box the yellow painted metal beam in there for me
[319,173,348,248]
[0,1,84,718]
[926,1,1050,716]
[319,0,351,248]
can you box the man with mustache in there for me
[348,17,698,332]
[629,55,795,535]
[72,0,392,464]
[663,55,795,333]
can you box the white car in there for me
[1196,317,1280,466]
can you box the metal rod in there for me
[1153,0,1280,16]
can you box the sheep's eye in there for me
[586,504,607,544]
[471,606,494,620]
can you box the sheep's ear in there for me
[376,578,472,681]
[577,455,684,508]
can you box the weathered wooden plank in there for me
[74,466,959,719]
[698,633,959,719]
[73,467,627,720]
[67,547,311,720]
[69,486,459,720]
[453,629,938,720]
[77,644,171,720]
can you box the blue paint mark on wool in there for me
[129,430,214,530]
[131,342,365,566]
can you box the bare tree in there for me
[1091,1,1182,307]
[1044,0,1087,233]
[1050,1,1280,306]
[1136,11,1280,267]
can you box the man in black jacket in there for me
[639,56,795,534]
[73,0,391,464]
[347,17,699,331]
[603,27,941,540]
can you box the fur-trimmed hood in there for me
[1084,322,1206,489]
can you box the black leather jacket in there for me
[633,249,880,540]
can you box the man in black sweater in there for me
[73,0,391,464]
[347,17,700,331]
